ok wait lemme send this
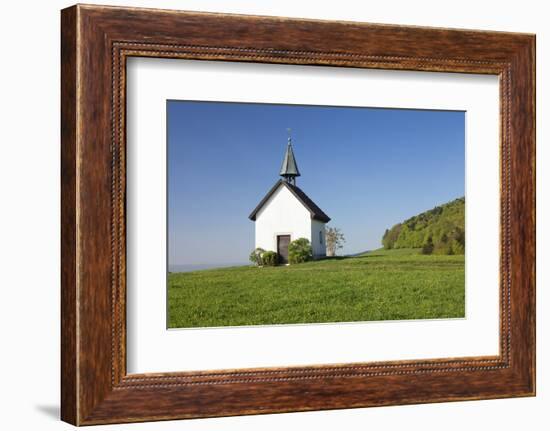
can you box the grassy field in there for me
[167,248,465,328]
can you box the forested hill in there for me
[382,197,465,255]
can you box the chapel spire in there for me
[279,129,301,185]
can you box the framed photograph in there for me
[61,4,535,425]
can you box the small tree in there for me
[288,238,313,264]
[325,226,345,257]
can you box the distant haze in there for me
[168,101,464,266]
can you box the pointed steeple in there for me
[279,130,300,185]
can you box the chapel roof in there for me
[248,179,331,223]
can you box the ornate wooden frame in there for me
[61,4,535,425]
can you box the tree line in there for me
[382,197,465,255]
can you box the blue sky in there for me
[168,100,464,266]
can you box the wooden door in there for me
[277,235,291,264]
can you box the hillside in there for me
[168,249,464,328]
[382,197,465,255]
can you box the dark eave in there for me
[249,179,331,223]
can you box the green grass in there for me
[167,248,465,328]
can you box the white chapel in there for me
[249,135,331,262]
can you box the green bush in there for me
[288,238,313,264]
[450,239,465,255]
[249,248,266,266]
[433,241,452,255]
[261,251,279,266]
[421,237,434,255]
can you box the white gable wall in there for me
[255,185,312,253]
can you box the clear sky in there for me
[168,100,464,266]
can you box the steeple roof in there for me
[279,139,301,178]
